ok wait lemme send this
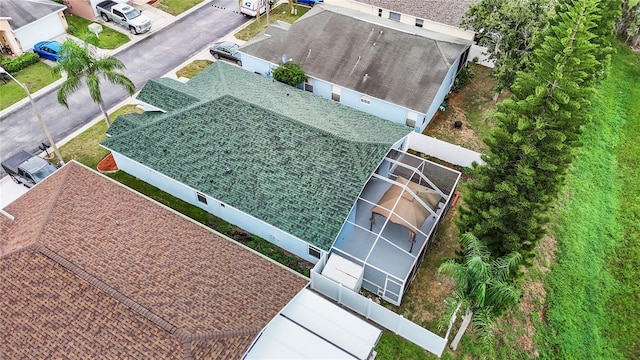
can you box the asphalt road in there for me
[0,0,248,175]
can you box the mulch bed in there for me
[97,153,118,173]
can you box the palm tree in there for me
[438,232,522,349]
[54,39,135,127]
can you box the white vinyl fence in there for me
[406,132,484,168]
[311,262,448,357]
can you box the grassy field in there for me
[377,45,640,360]
[0,62,61,110]
[534,45,640,359]
[65,15,130,49]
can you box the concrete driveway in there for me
[0,176,28,209]
[0,0,248,176]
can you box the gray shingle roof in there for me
[239,5,472,115]
[102,62,411,250]
[0,0,66,30]
[355,0,478,27]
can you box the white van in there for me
[240,0,273,17]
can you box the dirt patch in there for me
[97,153,118,172]
[423,64,510,153]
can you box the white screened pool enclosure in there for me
[329,148,461,305]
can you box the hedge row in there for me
[0,52,40,73]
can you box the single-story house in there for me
[0,161,309,358]
[0,0,68,56]
[324,0,478,27]
[2,162,383,358]
[239,4,473,133]
[101,61,461,305]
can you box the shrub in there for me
[272,62,308,87]
[452,66,475,92]
[0,52,39,73]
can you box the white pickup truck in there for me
[96,0,151,35]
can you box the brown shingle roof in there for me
[0,162,308,359]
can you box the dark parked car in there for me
[209,41,242,66]
[33,40,63,61]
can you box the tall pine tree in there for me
[458,0,616,258]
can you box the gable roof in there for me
[0,162,307,359]
[239,5,472,114]
[355,0,478,27]
[102,62,411,251]
[0,0,66,30]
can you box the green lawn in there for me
[535,44,640,359]
[65,14,130,49]
[235,4,309,41]
[0,62,61,111]
[176,59,213,78]
[376,331,431,360]
[154,0,204,16]
[58,104,141,168]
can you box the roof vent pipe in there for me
[1,209,14,221]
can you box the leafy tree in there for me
[54,39,135,127]
[272,62,308,87]
[462,0,554,93]
[439,233,521,345]
[458,0,608,258]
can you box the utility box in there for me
[88,23,103,37]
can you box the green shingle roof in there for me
[103,62,410,250]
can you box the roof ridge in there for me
[175,327,262,342]
[0,242,38,260]
[31,164,72,246]
[223,94,398,145]
[37,244,179,334]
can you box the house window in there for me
[196,192,207,205]
[406,111,418,127]
[304,78,313,92]
[331,85,341,102]
[308,246,321,259]
[360,96,371,105]
[389,12,401,22]
[378,8,382,17]
[415,18,424,28]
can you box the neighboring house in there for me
[101,62,461,305]
[102,61,411,264]
[61,0,126,21]
[324,0,478,27]
[0,0,67,56]
[239,5,473,133]
[0,161,309,358]
[323,0,494,67]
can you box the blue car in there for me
[33,40,63,61]
[296,0,322,5]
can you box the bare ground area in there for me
[423,64,510,153]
